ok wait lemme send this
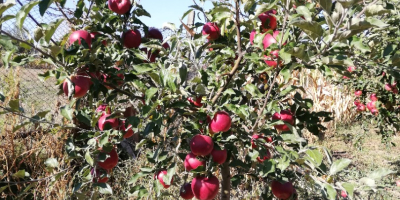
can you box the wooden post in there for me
[186,10,195,38]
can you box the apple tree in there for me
[0,0,398,199]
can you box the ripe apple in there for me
[191,175,219,200]
[69,30,92,48]
[385,84,392,91]
[272,110,295,132]
[155,170,173,189]
[202,22,220,41]
[90,32,107,46]
[354,99,361,106]
[251,134,273,149]
[370,108,379,116]
[98,113,119,131]
[184,153,206,171]
[258,10,277,32]
[271,180,295,199]
[341,190,347,198]
[211,149,227,164]
[354,90,362,97]
[250,29,256,45]
[366,101,376,111]
[347,66,356,72]
[162,42,170,49]
[63,75,91,98]
[91,168,109,183]
[264,50,282,67]
[263,30,279,50]
[188,96,203,107]
[190,134,214,156]
[370,93,378,101]
[257,150,272,163]
[98,148,118,170]
[140,48,158,63]
[180,183,194,199]
[209,111,232,134]
[108,0,131,15]
[147,28,163,41]
[357,104,366,112]
[96,104,111,114]
[122,30,141,48]
[120,120,134,138]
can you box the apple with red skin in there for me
[147,28,163,41]
[370,108,379,116]
[263,30,280,50]
[120,120,134,138]
[202,22,220,41]
[155,170,173,189]
[122,30,141,48]
[98,113,119,131]
[90,32,107,46]
[140,48,158,63]
[180,183,194,199]
[191,175,219,200]
[250,29,256,45]
[162,42,170,49]
[190,134,214,156]
[354,99,361,106]
[63,75,91,98]
[209,111,232,134]
[91,168,109,183]
[370,93,378,101]
[385,84,392,91]
[354,90,362,97]
[69,30,92,48]
[257,149,272,163]
[211,149,227,164]
[272,110,295,131]
[251,134,273,149]
[366,101,376,111]
[96,104,111,114]
[108,0,131,14]
[341,190,348,198]
[258,10,277,32]
[98,148,118,170]
[264,50,282,67]
[347,66,356,72]
[271,180,295,199]
[188,96,203,107]
[357,104,366,112]
[184,153,206,171]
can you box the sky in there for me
[64,0,213,28]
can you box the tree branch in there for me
[211,0,243,105]
[0,30,65,67]
[56,2,75,25]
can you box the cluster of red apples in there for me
[62,0,168,99]
[354,91,379,115]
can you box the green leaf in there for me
[295,6,312,21]
[365,4,389,17]
[316,0,332,14]
[97,183,113,194]
[351,36,370,53]
[0,0,16,16]
[2,50,15,68]
[9,99,20,112]
[74,0,84,18]
[329,158,351,175]
[244,84,262,98]
[179,65,187,84]
[60,105,74,121]
[324,183,337,200]
[276,155,290,171]
[0,185,9,193]
[85,151,94,166]
[42,18,64,43]
[163,22,176,31]
[342,182,355,199]
[145,87,158,105]
[290,18,323,39]
[44,158,59,168]
[16,0,40,30]
[128,172,148,185]
[0,91,5,102]
[0,14,15,24]
[306,149,323,166]
[368,168,395,180]
[359,177,375,187]
[163,163,175,185]
[132,63,156,74]
[365,17,388,27]
[253,2,276,19]
[38,0,54,16]
[13,170,26,178]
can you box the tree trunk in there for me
[220,162,231,200]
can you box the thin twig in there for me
[56,2,75,25]
[85,0,94,19]
[210,0,243,105]
[0,30,65,67]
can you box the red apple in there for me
[90,32,107,46]
[251,134,273,149]
[108,0,131,15]
[370,93,378,101]
[98,148,118,170]
[357,104,366,112]
[140,47,158,63]
[370,108,379,116]
[91,168,109,183]
[257,149,272,163]
[272,110,295,131]
[120,120,134,138]
[190,134,214,156]
[188,96,203,107]
[180,183,194,199]
[69,30,92,48]
[250,29,256,45]
[122,30,141,48]
[354,90,362,97]
[184,153,206,171]
[209,111,232,133]
[155,170,173,189]
[264,50,282,68]
[191,175,219,200]
[271,180,295,199]
[354,99,361,106]
[341,190,347,198]
[63,75,91,98]
[385,84,392,91]
[366,101,376,111]
[343,76,350,79]
[162,42,170,49]
[263,30,279,50]
[347,66,356,72]
[147,28,163,41]
[98,113,119,131]
[211,149,227,164]
[202,22,220,41]
[259,10,277,32]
